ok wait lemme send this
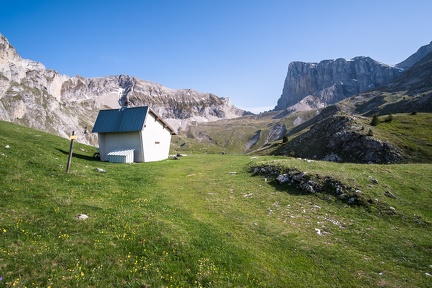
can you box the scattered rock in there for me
[292,172,307,181]
[323,153,342,162]
[347,198,356,204]
[76,214,89,220]
[300,180,316,193]
[95,168,106,173]
[367,198,378,204]
[325,217,345,228]
[384,191,397,199]
[5,145,10,149]
[277,174,290,184]
[315,228,322,235]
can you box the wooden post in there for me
[66,131,76,173]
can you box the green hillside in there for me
[1,121,431,287]
[365,113,432,163]
[174,110,319,155]
[270,112,432,163]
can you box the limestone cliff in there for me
[275,57,403,112]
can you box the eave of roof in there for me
[148,108,177,135]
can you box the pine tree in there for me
[371,114,380,126]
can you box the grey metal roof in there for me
[92,106,149,133]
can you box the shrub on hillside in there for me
[384,114,394,123]
[371,114,380,126]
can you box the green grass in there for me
[368,113,432,163]
[1,121,431,287]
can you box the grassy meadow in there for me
[0,120,431,287]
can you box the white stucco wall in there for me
[141,113,172,162]
[98,131,143,162]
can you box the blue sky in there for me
[1,0,431,113]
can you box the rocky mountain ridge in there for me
[0,33,246,145]
[275,41,432,115]
[396,41,432,70]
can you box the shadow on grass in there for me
[56,148,97,162]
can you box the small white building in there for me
[92,106,176,163]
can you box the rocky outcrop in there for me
[251,163,408,217]
[0,34,246,145]
[274,115,403,164]
[252,164,367,206]
[266,123,286,143]
[275,57,403,112]
[245,130,261,151]
[243,123,287,152]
